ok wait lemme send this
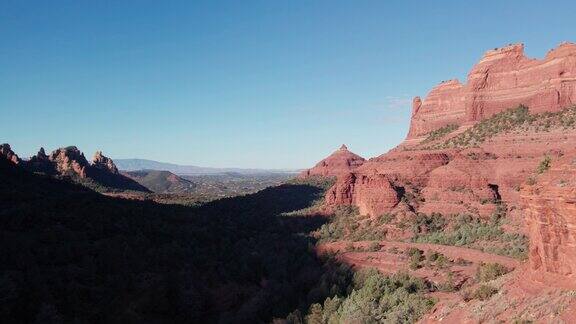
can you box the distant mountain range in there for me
[114,158,299,175]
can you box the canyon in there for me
[301,42,576,322]
[2,42,576,323]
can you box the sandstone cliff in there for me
[522,153,576,288]
[408,42,576,139]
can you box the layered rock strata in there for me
[408,42,576,139]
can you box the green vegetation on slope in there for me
[313,206,389,243]
[476,262,510,282]
[410,209,528,260]
[421,124,458,144]
[423,105,576,149]
[426,105,532,149]
[288,268,435,324]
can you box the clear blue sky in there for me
[2,0,575,168]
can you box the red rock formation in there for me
[0,143,20,165]
[325,173,356,206]
[420,153,498,216]
[408,42,576,138]
[362,151,452,186]
[325,172,400,216]
[522,154,576,287]
[92,151,119,174]
[407,80,466,138]
[48,146,89,178]
[300,144,365,178]
[352,174,400,216]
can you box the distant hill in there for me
[114,158,299,175]
[123,170,197,193]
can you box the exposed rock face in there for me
[48,146,89,178]
[325,172,400,216]
[300,145,365,178]
[408,42,576,138]
[92,151,119,174]
[0,143,20,165]
[325,173,357,206]
[407,80,466,138]
[420,153,499,216]
[522,154,576,287]
[352,174,400,216]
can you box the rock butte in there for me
[407,42,576,140]
[301,42,576,289]
[299,144,365,178]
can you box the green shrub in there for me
[406,248,424,270]
[368,241,381,252]
[437,272,456,292]
[421,124,458,143]
[378,213,395,224]
[473,284,498,301]
[305,269,435,323]
[314,206,388,242]
[412,212,528,260]
[408,212,447,235]
[476,262,510,282]
[536,155,552,174]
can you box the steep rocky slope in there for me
[408,42,576,139]
[301,42,576,322]
[522,153,576,288]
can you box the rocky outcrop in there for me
[407,80,466,138]
[26,147,56,175]
[352,174,400,216]
[3,144,150,192]
[48,146,89,178]
[420,153,499,216]
[0,143,20,165]
[522,154,576,287]
[300,145,365,178]
[325,172,400,216]
[92,151,119,174]
[408,42,576,138]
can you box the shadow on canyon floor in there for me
[0,159,346,323]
